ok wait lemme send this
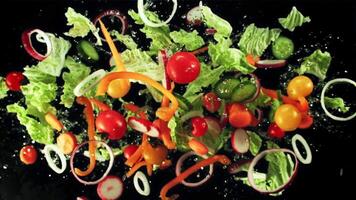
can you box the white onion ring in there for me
[175,151,213,187]
[43,144,67,174]
[137,0,178,27]
[73,69,107,97]
[248,148,298,194]
[21,29,52,61]
[291,134,312,164]
[70,141,114,185]
[133,171,150,196]
[320,78,356,121]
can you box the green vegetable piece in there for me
[324,96,350,113]
[297,49,331,80]
[278,6,311,32]
[272,36,294,59]
[214,77,240,99]
[0,77,8,99]
[77,40,100,62]
[247,131,262,156]
[231,83,257,102]
[169,30,204,51]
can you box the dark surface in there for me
[0,0,355,199]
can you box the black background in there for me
[0,0,355,199]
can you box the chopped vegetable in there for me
[45,112,64,131]
[247,131,262,156]
[0,77,8,99]
[166,52,201,84]
[324,97,350,113]
[297,49,331,80]
[272,36,294,59]
[97,175,124,200]
[278,6,311,31]
[19,145,38,165]
[77,40,99,62]
[5,71,25,91]
[57,132,77,154]
[169,30,205,51]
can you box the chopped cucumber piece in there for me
[77,40,99,62]
[272,36,294,59]
[214,78,240,99]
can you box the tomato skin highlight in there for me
[191,117,208,137]
[267,122,285,139]
[166,52,201,84]
[274,104,302,131]
[20,145,38,165]
[287,75,314,100]
[202,92,221,113]
[5,71,25,91]
[123,144,139,159]
[95,110,127,140]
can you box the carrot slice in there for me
[188,138,208,156]
[125,146,143,167]
[45,112,63,131]
[246,54,260,66]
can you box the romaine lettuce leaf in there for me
[278,7,311,32]
[201,6,233,39]
[247,131,262,156]
[169,30,204,51]
[111,30,138,50]
[297,49,331,80]
[0,77,8,99]
[238,24,281,56]
[324,96,350,113]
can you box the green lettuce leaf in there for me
[111,30,138,50]
[0,77,8,99]
[61,57,91,108]
[201,6,233,39]
[246,93,272,112]
[168,116,190,152]
[297,49,331,80]
[7,104,54,144]
[324,96,350,113]
[278,7,311,32]
[247,131,262,156]
[169,30,204,51]
[64,7,102,46]
[238,24,281,56]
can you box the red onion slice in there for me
[70,140,114,185]
[242,73,261,103]
[205,28,217,35]
[248,148,298,194]
[21,29,52,61]
[175,151,213,187]
[255,60,287,68]
[93,9,128,42]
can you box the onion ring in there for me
[137,0,178,27]
[21,29,52,61]
[43,144,67,174]
[175,151,213,187]
[73,69,107,97]
[93,9,128,42]
[320,78,356,121]
[70,140,114,185]
[291,134,312,164]
[243,73,261,103]
[133,171,150,196]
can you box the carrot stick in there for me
[89,98,110,112]
[126,161,147,178]
[125,146,143,167]
[146,163,153,176]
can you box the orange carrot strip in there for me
[146,163,153,176]
[126,161,147,178]
[45,112,64,131]
[125,145,143,167]
[89,98,110,112]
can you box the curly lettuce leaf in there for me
[247,131,262,156]
[111,30,138,50]
[0,77,8,99]
[238,24,281,56]
[61,57,91,108]
[169,30,204,51]
[324,96,350,113]
[7,104,54,144]
[278,7,311,32]
[64,7,102,45]
[297,49,331,80]
[168,116,190,152]
[201,6,233,40]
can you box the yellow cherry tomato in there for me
[107,79,131,98]
[287,75,314,100]
[142,144,168,165]
[274,104,302,131]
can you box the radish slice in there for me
[175,151,213,187]
[204,117,222,136]
[128,117,152,133]
[43,144,67,174]
[320,78,356,121]
[137,0,178,27]
[73,69,107,97]
[21,29,52,61]
[158,50,170,90]
[146,123,160,138]
[228,160,251,174]
[291,134,312,164]
[70,141,114,185]
[255,60,287,68]
[231,129,250,154]
[76,196,88,200]
[186,6,203,25]
[133,171,150,196]
[97,175,124,200]
[248,148,298,194]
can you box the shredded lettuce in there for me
[111,30,138,50]
[324,96,350,113]
[246,93,272,112]
[238,24,281,56]
[169,30,204,51]
[61,57,91,108]
[297,49,331,80]
[168,116,190,152]
[64,7,102,46]
[201,6,233,40]
[7,104,54,144]
[0,78,8,99]
[278,7,311,32]
[247,131,262,156]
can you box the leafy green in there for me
[168,116,190,152]
[7,104,54,144]
[169,30,205,51]
[278,7,311,31]
[111,30,138,50]
[64,7,102,45]
[238,23,281,56]
[324,96,350,113]
[246,93,272,112]
[0,77,8,99]
[269,98,283,122]
[247,131,262,156]
[297,49,331,80]
[201,6,233,39]
[61,57,91,108]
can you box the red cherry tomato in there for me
[95,110,127,140]
[166,52,201,84]
[191,117,208,137]
[123,145,139,159]
[20,145,38,165]
[5,71,25,91]
[267,122,285,139]
[203,92,221,113]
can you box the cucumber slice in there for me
[231,83,257,102]
[175,93,193,111]
[77,40,99,62]
[272,36,294,60]
[214,78,240,99]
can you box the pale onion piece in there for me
[73,69,107,97]
[247,148,298,194]
[291,134,312,164]
[133,171,150,196]
[175,151,214,187]
[320,78,356,121]
[43,144,67,174]
[137,0,178,27]
[70,141,114,185]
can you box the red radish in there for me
[228,160,251,174]
[255,60,287,68]
[204,117,222,136]
[96,110,127,140]
[202,92,221,113]
[128,117,151,133]
[186,6,203,25]
[146,123,160,138]
[5,71,25,91]
[97,175,124,200]
[191,117,208,137]
[231,129,250,154]
[56,132,77,154]
[123,145,139,159]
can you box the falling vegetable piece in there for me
[274,104,302,131]
[127,161,147,178]
[188,138,209,156]
[45,112,64,131]
[5,71,25,91]
[43,144,67,174]
[21,29,52,61]
[291,134,312,164]
[97,175,124,200]
[89,98,110,112]
[19,145,38,165]
[96,109,127,140]
[134,171,151,196]
[56,132,77,154]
